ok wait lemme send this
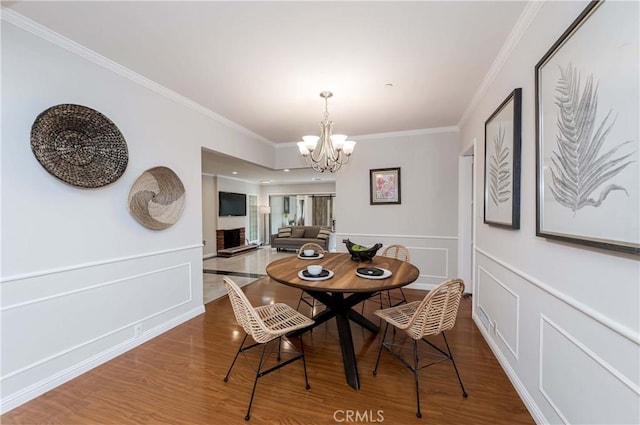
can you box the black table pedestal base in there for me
[289,290,379,390]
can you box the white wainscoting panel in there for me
[335,233,458,290]
[539,315,640,425]
[477,266,519,359]
[474,249,640,425]
[2,264,191,376]
[410,247,448,279]
[0,247,204,413]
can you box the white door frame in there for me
[457,141,475,294]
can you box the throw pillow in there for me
[291,228,306,238]
[278,227,292,238]
[316,228,331,240]
[303,227,319,238]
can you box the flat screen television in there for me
[218,191,246,216]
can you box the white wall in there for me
[260,182,336,199]
[0,19,271,412]
[460,2,640,424]
[335,130,460,290]
[216,177,260,241]
[201,174,217,257]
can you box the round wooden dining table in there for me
[266,252,419,391]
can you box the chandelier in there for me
[297,91,356,173]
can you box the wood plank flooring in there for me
[2,277,534,425]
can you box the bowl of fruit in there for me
[344,239,383,262]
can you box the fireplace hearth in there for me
[215,227,257,257]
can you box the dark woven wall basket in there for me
[30,104,128,188]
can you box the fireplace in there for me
[224,228,240,248]
[216,227,245,251]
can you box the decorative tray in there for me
[297,252,325,260]
[355,267,392,280]
[298,269,334,281]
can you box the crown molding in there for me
[1,8,276,148]
[276,125,460,148]
[457,1,544,128]
[353,126,459,141]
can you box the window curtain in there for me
[312,196,332,226]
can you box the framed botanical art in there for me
[370,167,401,205]
[535,0,639,255]
[484,88,522,229]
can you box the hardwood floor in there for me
[2,277,534,425]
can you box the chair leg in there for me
[299,335,311,390]
[413,339,422,419]
[373,322,390,376]
[224,334,248,382]
[399,287,408,305]
[298,292,315,332]
[277,336,282,361]
[385,291,392,308]
[245,343,269,421]
[442,333,468,397]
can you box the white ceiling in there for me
[5,1,527,183]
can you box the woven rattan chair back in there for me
[223,277,313,420]
[296,243,326,314]
[381,244,410,262]
[298,242,326,254]
[224,278,277,344]
[372,278,468,418]
[406,278,464,340]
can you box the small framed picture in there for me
[484,88,522,229]
[370,167,401,205]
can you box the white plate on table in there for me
[297,253,325,260]
[298,269,334,281]
[355,267,392,280]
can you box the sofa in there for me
[270,226,331,251]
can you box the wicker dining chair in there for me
[361,244,410,314]
[372,278,468,418]
[223,277,314,421]
[296,243,326,314]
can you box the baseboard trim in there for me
[0,305,204,414]
[472,312,547,424]
[405,282,435,291]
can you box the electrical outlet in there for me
[134,323,143,339]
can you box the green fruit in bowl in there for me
[352,244,368,251]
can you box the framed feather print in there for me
[484,88,522,229]
[536,0,639,255]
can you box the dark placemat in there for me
[357,267,384,276]
[302,269,330,278]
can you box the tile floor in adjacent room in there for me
[202,247,294,303]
